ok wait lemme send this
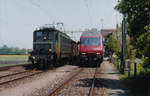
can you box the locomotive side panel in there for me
[60,33,72,58]
[29,27,78,69]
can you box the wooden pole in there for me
[128,61,130,78]
[134,62,137,77]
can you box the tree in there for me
[115,0,150,40]
[137,25,150,69]
[107,34,121,57]
[0,45,29,55]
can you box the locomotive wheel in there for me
[36,62,41,70]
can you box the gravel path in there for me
[0,65,78,96]
[52,60,132,96]
[96,61,132,96]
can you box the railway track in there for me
[0,70,31,78]
[0,63,31,71]
[88,68,98,96]
[45,67,104,96]
[88,67,106,96]
[45,68,83,96]
[0,69,42,85]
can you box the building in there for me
[100,29,115,37]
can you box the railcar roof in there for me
[81,31,101,37]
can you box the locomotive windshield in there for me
[34,31,54,42]
[81,38,101,46]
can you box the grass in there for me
[0,55,28,61]
[0,55,29,67]
[112,58,150,96]
[120,72,150,96]
[0,63,28,67]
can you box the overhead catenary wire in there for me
[27,0,52,21]
[100,19,104,29]
[0,0,6,46]
[0,0,2,46]
[83,0,94,28]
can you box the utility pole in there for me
[120,14,127,74]
[0,0,2,47]
[100,19,104,29]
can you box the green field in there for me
[0,55,29,66]
[0,55,28,61]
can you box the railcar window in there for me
[81,38,101,46]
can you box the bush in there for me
[137,24,150,70]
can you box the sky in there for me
[0,0,122,49]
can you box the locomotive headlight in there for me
[81,53,86,55]
[32,56,35,59]
[49,49,52,52]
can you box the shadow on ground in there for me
[74,77,129,96]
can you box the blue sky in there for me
[0,0,121,48]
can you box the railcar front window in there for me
[81,38,101,46]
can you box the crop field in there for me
[0,55,28,61]
[0,55,28,66]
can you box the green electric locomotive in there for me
[28,26,78,69]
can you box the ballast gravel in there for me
[0,65,78,96]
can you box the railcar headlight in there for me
[81,53,86,57]
[81,53,86,55]
[96,53,100,55]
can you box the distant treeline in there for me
[0,45,31,55]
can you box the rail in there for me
[0,63,31,71]
[88,68,98,96]
[45,68,83,96]
[0,70,42,85]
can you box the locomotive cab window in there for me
[34,31,43,42]
[49,31,54,40]
[34,31,54,42]
[43,32,49,41]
